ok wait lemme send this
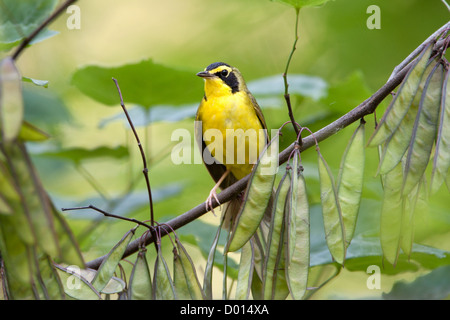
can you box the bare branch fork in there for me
[85,22,450,269]
[63,78,160,249]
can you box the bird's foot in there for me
[205,189,221,216]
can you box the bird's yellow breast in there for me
[197,91,265,180]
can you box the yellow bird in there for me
[195,62,269,227]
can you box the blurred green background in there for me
[7,0,450,299]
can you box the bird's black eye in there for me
[221,69,229,77]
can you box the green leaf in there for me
[384,265,450,300]
[23,85,72,132]
[18,121,50,142]
[320,71,372,115]
[311,232,450,276]
[38,145,129,164]
[22,76,49,88]
[71,59,203,107]
[99,104,197,128]
[0,0,59,51]
[271,0,332,9]
[248,74,328,101]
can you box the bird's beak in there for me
[196,71,214,78]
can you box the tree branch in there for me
[83,23,449,270]
[11,0,78,61]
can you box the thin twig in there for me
[62,205,153,230]
[11,0,78,61]
[112,78,155,226]
[85,22,449,270]
[283,8,301,137]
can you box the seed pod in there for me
[285,155,310,300]
[318,151,345,265]
[92,228,135,292]
[431,67,450,193]
[203,217,224,299]
[403,63,444,195]
[378,62,435,175]
[4,142,58,255]
[173,238,204,300]
[128,247,152,300]
[368,43,433,147]
[263,172,290,300]
[380,161,403,265]
[226,136,279,252]
[337,122,365,247]
[153,244,176,300]
[55,265,101,300]
[400,178,427,258]
[235,241,255,300]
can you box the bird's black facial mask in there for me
[216,69,239,94]
[205,62,240,94]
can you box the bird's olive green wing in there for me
[248,92,270,144]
